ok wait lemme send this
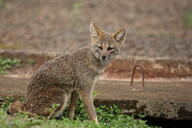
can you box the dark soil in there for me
[0,0,192,58]
[144,116,192,128]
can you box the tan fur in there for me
[8,22,127,124]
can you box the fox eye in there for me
[97,46,103,50]
[107,47,114,51]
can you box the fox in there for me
[7,22,127,124]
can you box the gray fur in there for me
[8,23,127,124]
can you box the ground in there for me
[0,0,192,58]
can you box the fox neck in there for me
[88,48,111,74]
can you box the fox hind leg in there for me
[25,88,69,118]
[51,93,69,118]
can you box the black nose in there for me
[102,56,106,60]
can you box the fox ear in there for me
[113,28,127,44]
[90,22,103,42]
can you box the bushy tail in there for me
[7,101,24,115]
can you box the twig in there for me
[130,65,145,88]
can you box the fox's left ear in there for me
[113,28,127,44]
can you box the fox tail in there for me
[7,101,24,115]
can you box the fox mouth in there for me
[99,57,111,64]
[100,56,107,61]
[101,59,108,63]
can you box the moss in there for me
[184,11,192,28]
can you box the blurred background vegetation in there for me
[0,0,191,59]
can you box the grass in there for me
[0,57,21,74]
[70,1,83,28]
[0,97,160,128]
[26,59,36,65]
[0,0,5,6]
[0,56,37,75]
[183,11,192,28]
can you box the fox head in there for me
[89,22,127,64]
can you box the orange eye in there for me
[107,47,114,51]
[97,46,103,50]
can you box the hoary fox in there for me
[7,22,127,124]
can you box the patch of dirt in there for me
[0,0,192,58]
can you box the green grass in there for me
[0,97,160,128]
[26,59,36,65]
[0,57,21,74]
[0,0,6,7]
[184,11,192,28]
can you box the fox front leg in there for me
[79,89,99,125]
[68,91,79,119]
